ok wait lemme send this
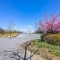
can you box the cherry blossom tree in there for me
[37,14,60,33]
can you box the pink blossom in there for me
[37,14,60,33]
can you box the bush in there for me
[43,34,60,45]
[41,33,49,42]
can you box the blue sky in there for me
[0,0,60,32]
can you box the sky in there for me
[0,0,60,32]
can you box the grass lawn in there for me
[21,39,60,60]
[0,33,19,37]
[30,39,60,56]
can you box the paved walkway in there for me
[0,34,41,60]
[0,34,40,51]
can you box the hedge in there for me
[41,34,60,45]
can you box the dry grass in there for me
[46,34,60,40]
[44,34,60,45]
[0,33,19,38]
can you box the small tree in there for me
[7,21,16,38]
[37,14,60,34]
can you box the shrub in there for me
[41,33,49,42]
[44,34,60,45]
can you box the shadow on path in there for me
[0,41,38,60]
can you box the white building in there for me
[27,26,32,33]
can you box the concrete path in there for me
[0,34,41,60]
[0,34,40,51]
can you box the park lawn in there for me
[21,39,60,60]
[0,33,6,37]
[0,33,19,37]
[11,33,18,36]
[29,39,60,57]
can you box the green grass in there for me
[30,39,60,56]
[50,50,60,56]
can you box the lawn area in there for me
[0,33,19,38]
[26,39,60,60]
[30,39,60,56]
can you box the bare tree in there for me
[6,21,16,38]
